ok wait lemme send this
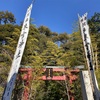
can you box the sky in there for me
[0,0,100,34]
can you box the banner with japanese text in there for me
[78,13,99,99]
[2,4,33,100]
[78,13,92,70]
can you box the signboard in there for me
[46,68,53,79]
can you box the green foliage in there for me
[95,68,100,88]
[73,75,82,100]
[38,26,52,37]
[88,12,100,68]
[0,22,84,100]
[0,11,16,24]
[88,13,100,33]
[41,41,60,66]
[41,81,68,100]
[58,32,86,67]
[1,11,100,100]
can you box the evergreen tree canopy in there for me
[0,11,100,100]
[0,11,16,24]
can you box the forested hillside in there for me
[0,11,100,100]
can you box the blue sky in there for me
[0,0,100,34]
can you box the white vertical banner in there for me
[2,4,33,100]
[78,13,100,100]
[78,13,92,70]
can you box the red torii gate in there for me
[16,66,79,100]
[42,67,79,83]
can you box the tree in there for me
[88,12,100,68]
[88,13,100,33]
[58,32,86,67]
[59,33,69,44]
[0,11,16,24]
[0,11,4,24]
[41,41,60,66]
[38,26,52,37]
[0,25,20,98]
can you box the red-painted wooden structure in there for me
[19,68,33,100]
[16,68,33,100]
[16,67,79,100]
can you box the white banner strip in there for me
[78,13,93,70]
[78,13,99,99]
[2,4,33,100]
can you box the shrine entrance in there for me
[13,66,79,100]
